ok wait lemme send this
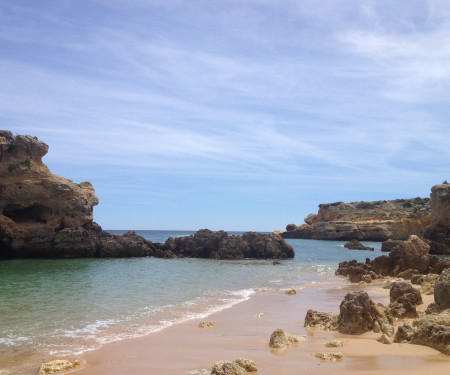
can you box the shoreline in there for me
[42,277,450,374]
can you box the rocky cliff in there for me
[424,183,450,254]
[282,197,431,243]
[0,131,293,259]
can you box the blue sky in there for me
[1,0,449,231]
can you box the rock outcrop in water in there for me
[282,197,431,243]
[0,131,293,260]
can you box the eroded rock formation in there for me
[0,132,294,259]
[424,183,450,254]
[282,198,431,242]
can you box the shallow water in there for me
[0,231,382,371]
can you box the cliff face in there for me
[424,184,450,254]
[282,198,431,243]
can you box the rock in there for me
[336,259,379,283]
[424,184,450,255]
[168,230,294,260]
[396,269,421,280]
[211,361,247,375]
[414,310,450,327]
[269,329,306,348]
[285,288,296,295]
[421,283,435,295]
[325,340,344,347]
[410,321,450,355]
[394,323,415,343]
[272,261,281,265]
[282,198,431,242]
[304,213,317,225]
[381,239,404,252]
[304,309,338,331]
[285,224,298,231]
[233,359,257,372]
[314,352,343,361]
[337,291,382,334]
[389,293,419,319]
[432,258,450,275]
[390,282,423,305]
[411,273,440,285]
[377,334,392,344]
[198,322,215,328]
[38,359,82,375]
[344,239,374,251]
[434,268,450,309]
[389,235,432,276]
[280,224,314,239]
[373,321,381,333]
[425,302,443,315]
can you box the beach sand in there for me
[58,278,449,375]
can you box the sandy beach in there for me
[38,277,447,375]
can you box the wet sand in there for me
[67,278,450,375]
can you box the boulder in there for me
[304,310,338,331]
[285,289,296,295]
[434,268,450,309]
[211,361,248,375]
[389,282,423,305]
[394,323,415,343]
[410,321,450,355]
[344,239,374,251]
[304,213,317,225]
[198,322,215,328]
[414,310,450,327]
[389,235,432,275]
[337,292,382,334]
[269,329,306,348]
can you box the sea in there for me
[0,230,383,373]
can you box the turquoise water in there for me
[0,231,382,370]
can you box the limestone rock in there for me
[390,282,422,305]
[325,340,343,348]
[337,291,382,334]
[167,230,294,260]
[233,359,257,372]
[381,239,404,252]
[285,288,296,295]
[394,323,415,343]
[432,258,450,275]
[389,235,432,276]
[396,269,420,280]
[211,361,247,375]
[377,334,392,344]
[424,183,450,255]
[344,239,374,251]
[414,310,450,327]
[411,273,440,285]
[269,329,306,348]
[434,268,450,309]
[410,321,450,355]
[314,352,343,361]
[304,309,338,331]
[38,359,82,375]
[282,198,431,242]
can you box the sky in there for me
[1,0,449,231]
